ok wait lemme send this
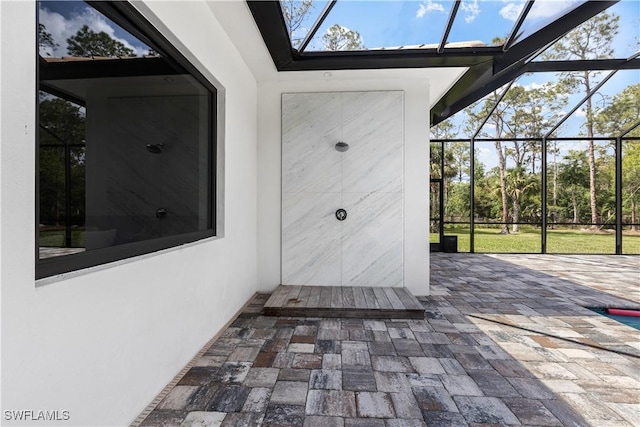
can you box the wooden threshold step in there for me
[264,285,424,319]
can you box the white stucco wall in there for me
[257,78,430,296]
[1,1,258,425]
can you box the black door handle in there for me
[336,209,347,221]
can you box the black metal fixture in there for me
[335,209,347,221]
[146,143,164,154]
[335,141,349,152]
[437,0,461,53]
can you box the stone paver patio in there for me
[134,254,640,426]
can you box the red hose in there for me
[607,308,640,317]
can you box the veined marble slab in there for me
[282,192,342,286]
[282,92,342,194]
[341,191,403,287]
[342,91,403,194]
[282,91,404,287]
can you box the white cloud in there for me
[476,145,499,170]
[416,0,445,18]
[461,0,480,23]
[556,140,582,153]
[527,0,579,19]
[514,82,546,91]
[38,8,71,57]
[500,1,524,22]
[575,108,587,117]
[39,5,147,57]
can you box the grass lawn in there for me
[431,226,640,255]
[39,228,85,247]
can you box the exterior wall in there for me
[1,2,258,426]
[257,79,430,296]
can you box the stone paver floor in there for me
[135,254,640,427]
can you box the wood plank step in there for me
[264,285,424,319]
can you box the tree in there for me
[38,24,58,55]
[279,2,364,51]
[506,166,538,230]
[543,11,620,229]
[67,25,135,57]
[465,90,511,234]
[559,150,590,224]
[512,83,565,174]
[281,0,314,49]
[448,141,471,183]
[465,78,566,232]
[430,121,473,225]
[500,83,565,231]
[430,120,458,139]
[39,96,86,229]
[622,143,640,231]
[429,122,459,181]
[594,84,640,137]
[548,139,561,215]
[594,84,640,231]
[322,24,365,51]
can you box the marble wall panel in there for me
[282,93,343,194]
[341,191,403,287]
[282,192,342,286]
[281,91,403,287]
[342,91,403,194]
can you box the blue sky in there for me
[298,0,637,51]
[39,0,638,146]
[39,1,149,57]
[411,1,640,137]
[294,0,638,143]
[294,1,638,52]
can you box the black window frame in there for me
[36,1,219,280]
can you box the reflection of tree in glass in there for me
[39,97,86,228]
[38,24,58,55]
[67,25,135,57]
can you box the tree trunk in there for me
[632,197,638,232]
[55,191,62,227]
[552,143,558,207]
[430,185,438,233]
[572,194,579,224]
[584,71,598,229]
[496,141,509,234]
[512,197,520,233]
[587,139,598,227]
[531,152,536,175]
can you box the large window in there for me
[37,1,219,279]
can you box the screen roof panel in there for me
[301,0,452,51]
